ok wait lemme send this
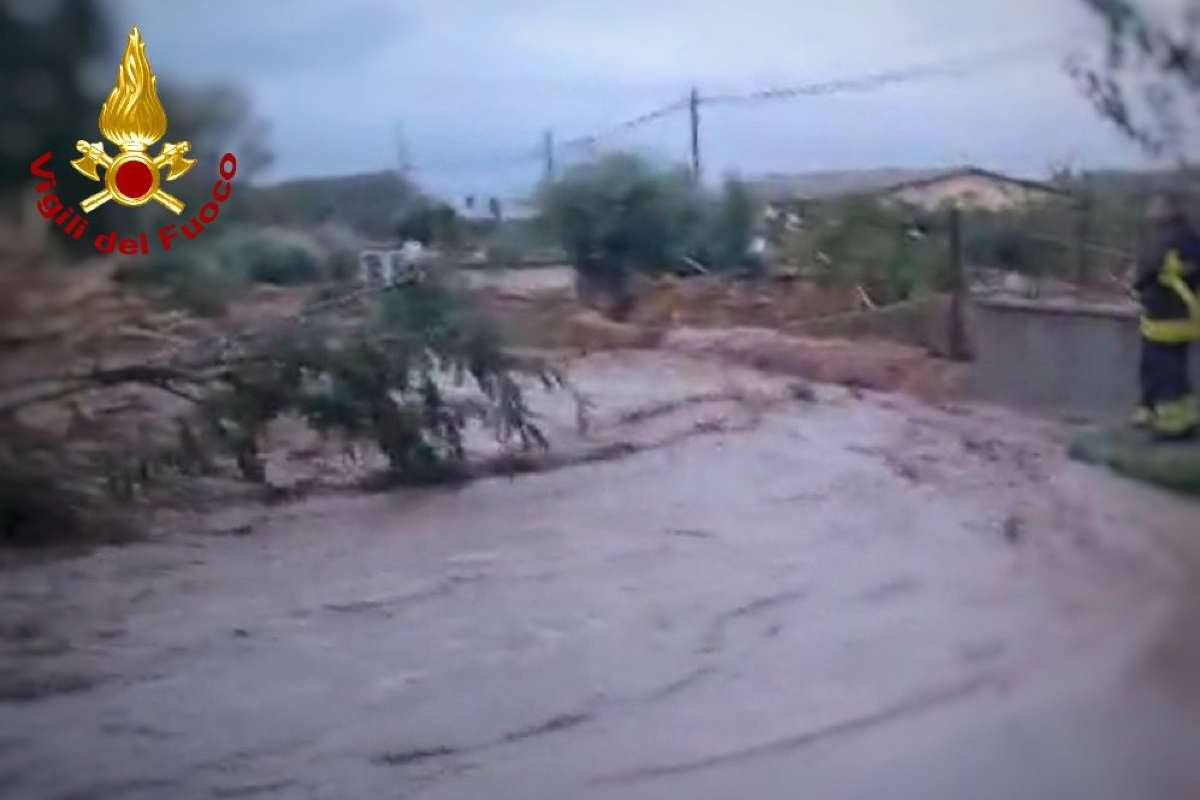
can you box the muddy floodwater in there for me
[1,351,1198,799]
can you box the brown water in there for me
[1,351,1196,799]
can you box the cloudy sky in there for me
[102,0,1179,201]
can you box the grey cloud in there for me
[106,0,1170,199]
[107,0,411,79]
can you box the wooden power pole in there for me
[543,129,555,183]
[689,87,701,181]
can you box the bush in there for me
[115,249,240,317]
[0,467,85,547]
[538,155,763,273]
[783,197,947,302]
[115,226,361,318]
[395,203,463,247]
[0,428,137,548]
[168,265,241,317]
[215,227,326,285]
[537,153,704,274]
[536,154,762,315]
[310,224,364,282]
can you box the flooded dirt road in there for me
[1,351,1197,799]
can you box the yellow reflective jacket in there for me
[1137,226,1200,343]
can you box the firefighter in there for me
[1132,190,1200,439]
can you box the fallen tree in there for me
[0,270,567,545]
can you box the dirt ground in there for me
[1,348,1198,799]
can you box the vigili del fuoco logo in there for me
[28,25,238,255]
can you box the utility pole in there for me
[689,87,701,182]
[543,129,556,183]
[393,122,413,180]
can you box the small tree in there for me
[705,176,761,274]
[538,154,702,270]
[536,154,699,316]
[537,153,764,313]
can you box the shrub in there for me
[484,239,523,268]
[215,227,326,285]
[115,249,240,317]
[395,203,463,247]
[310,224,364,282]
[536,154,764,315]
[537,153,704,274]
[168,265,240,317]
[783,197,947,302]
[0,428,137,548]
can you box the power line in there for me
[415,148,544,173]
[557,98,690,151]
[411,38,1064,177]
[702,40,1060,106]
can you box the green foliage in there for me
[537,153,705,274]
[477,218,563,268]
[202,277,555,484]
[167,263,242,317]
[0,425,136,548]
[395,202,463,247]
[536,154,762,315]
[311,224,365,282]
[116,226,363,316]
[114,249,239,317]
[784,198,947,302]
[250,171,422,239]
[214,227,325,285]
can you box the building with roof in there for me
[755,166,1072,214]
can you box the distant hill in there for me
[246,170,423,239]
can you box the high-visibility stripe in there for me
[1141,316,1200,342]
[1153,395,1200,436]
[1144,249,1200,342]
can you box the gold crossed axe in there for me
[71,141,196,214]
